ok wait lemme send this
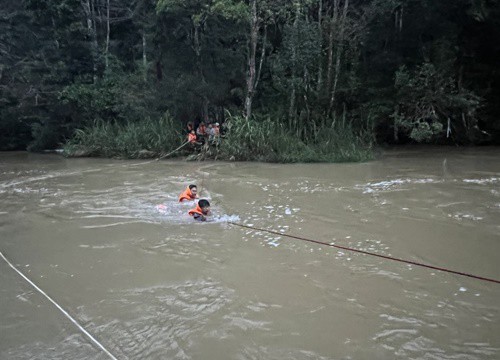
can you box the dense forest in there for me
[1,0,499,160]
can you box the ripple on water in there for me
[448,213,484,222]
[237,346,335,360]
[82,279,234,359]
[358,178,440,194]
[1,334,101,360]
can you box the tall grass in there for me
[219,115,373,162]
[64,112,373,162]
[63,113,182,158]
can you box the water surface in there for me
[0,148,499,359]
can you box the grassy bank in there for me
[217,115,373,163]
[63,114,182,158]
[64,114,373,162]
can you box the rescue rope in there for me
[156,141,189,161]
[198,171,207,197]
[0,251,119,360]
[128,141,189,167]
[228,222,500,285]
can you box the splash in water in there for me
[155,198,239,224]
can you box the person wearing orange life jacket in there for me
[187,129,198,144]
[188,199,211,221]
[179,184,198,202]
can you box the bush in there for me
[394,63,481,143]
[218,115,373,163]
[63,113,182,158]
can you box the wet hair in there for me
[198,199,210,208]
[189,184,197,190]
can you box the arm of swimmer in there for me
[193,213,206,222]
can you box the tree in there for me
[156,0,247,122]
[393,63,482,143]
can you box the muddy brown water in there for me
[0,148,499,360]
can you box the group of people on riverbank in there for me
[185,121,221,147]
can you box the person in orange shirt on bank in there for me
[178,184,198,202]
[187,129,200,145]
[188,199,211,221]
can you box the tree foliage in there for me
[1,0,500,151]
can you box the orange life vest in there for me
[179,187,196,202]
[188,204,204,216]
[188,133,197,143]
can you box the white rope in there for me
[128,141,190,167]
[0,251,118,360]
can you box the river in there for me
[0,148,499,359]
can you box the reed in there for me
[64,112,372,162]
[63,113,182,158]
[218,115,373,163]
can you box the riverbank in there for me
[63,115,374,163]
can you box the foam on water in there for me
[463,177,499,185]
[359,178,440,194]
[154,199,239,224]
[209,214,241,223]
[2,153,500,360]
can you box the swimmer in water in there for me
[188,199,211,222]
[178,184,198,202]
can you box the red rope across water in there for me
[229,222,500,285]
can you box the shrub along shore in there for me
[63,113,373,163]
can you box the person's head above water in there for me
[198,199,210,214]
[179,184,197,202]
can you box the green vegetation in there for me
[63,114,182,158]
[219,115,373,163]
[2,0,500,162]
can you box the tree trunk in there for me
[393,106,399,142]
[288,3,300,129]
[193,24,201,69]
[304,65,312,134]
[142,29,147,81]
[326,0,339,94]
[328,0,348,115]
[399,5,403,32]
[316,0,323,92]
[461,112,468,136]
[82,0,98,82]
[253,25,267,94]
[192,23,210,121]
[288,87,296,129]
[203,97,209,122]
[245,0,258,122]
[105,0,110,70]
